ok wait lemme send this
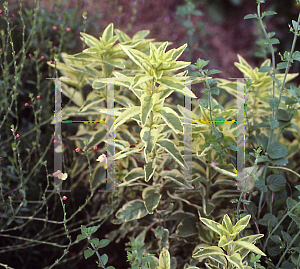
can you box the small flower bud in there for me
[28,54,32,57]
[63,196,67,200]
[40,56,44,60]
[75,148,81,152]
[65,27,71,32]
[25,103,29,106]
[96,154,107,162]
[52,26,57,31]
[16,134,19,138]
[93,146,97,150]
[36,95,40,99]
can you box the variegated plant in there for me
[192,214,266,269]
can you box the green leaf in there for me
[131,74,153,89]
[98,239,110,248]
[288,213,300,228]
[156,139,188,169]
[222,215,233,233]
[109,106,141,133]
[258,66,271,73]
[114,200,148,223]
[193,246,225,259]
[227,253,243,269]
[215,116,225,126]
[207,69,222,75]
[244,14,257,19]
[102,23,114,43]
[141,92,159,125]
[145,159,156,182]
[281,231,292,245]
[157,248,170,269]
[266,174,286,192]
[88,226,98,235]
[269,115,279,129]
[119,44,151,72]
[277,62,288,69]
[199,217,229,237]
[141,127,159,155]
[90,238,100,246]
[118,168,145,187]
[158,76,196,98]
[269,38,280,45]
[176,217,198,237]
[213,104,226,111]
[277,109,290,122]
[84,248,95,259]
[198,99,209,109]
[270,235,281,244]
[268,98,279,109]
[233,240,266,256]
[292,51,300,62]
[267,142,288,159]
[76,234,86,241]
[232,234,264,260]
[142,186,161,214]
[292,20,300,32]
[259,213,278,227]
[80,32,101,48]
[84,129,106,151]
[263,11,277,17]
[100,254,108,266]
[232,215,251,235]
[156,107,183,133]
[61,84,85,107]
[170,43,187,61]
[132,29,150,40]
[114,29,131,42]
[160,169,189,189]
[255,177,268,193]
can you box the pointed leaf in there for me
[102,23,114,43]
[193,246,225,258]
[227,253,243,269]
[141,127,160,154]
[158,248,170,269]
[156,107,183,133]
[145,159,156,182]
[109,106,141,133]
[222,214,233,233]
[142,186,161,214]
[117,167,145,187]
[176,217,198,237]
[156,139,188,169]
[233,240,266,256]
[115,199,148,223]
[141,92,159,125]
[84,248,95,259]
[199,217,229,237]
[158,76,196,98]
[232,215,251,235]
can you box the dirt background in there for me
[10,0,300,87]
